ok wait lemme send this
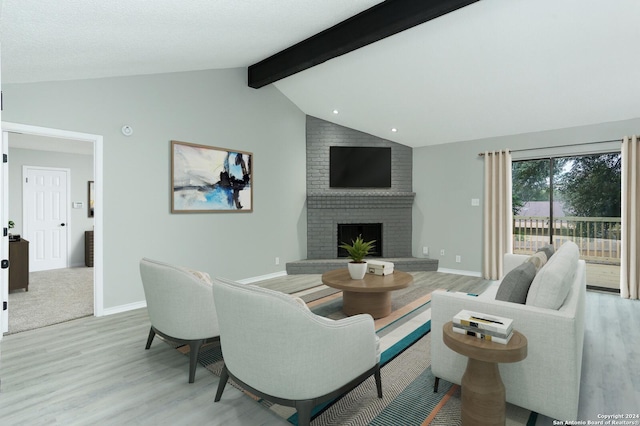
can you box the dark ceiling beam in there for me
[248,0,479,88]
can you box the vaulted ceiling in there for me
[2,0,639,148]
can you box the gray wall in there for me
[8,147,94,267]
[2,68,307,310]
[413,117,640,272]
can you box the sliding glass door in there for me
[512,153,621,292]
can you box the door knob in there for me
[61,223,66,226]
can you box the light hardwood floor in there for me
[0,289,638,425]
[0,309,288,425]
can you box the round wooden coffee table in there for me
[321,268,413,319]
[442,321,527,426]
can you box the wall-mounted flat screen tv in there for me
[330,146,392,188]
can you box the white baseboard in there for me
[437,267,482,277]
[101,300,147,317]
[99,271,287,316]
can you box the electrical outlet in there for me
[471,198,480,206]
[456,255,461,263]
[440,249,445,256]
[422,246,429,255]
[275,257,280,265]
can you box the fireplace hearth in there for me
[337,223,382,258]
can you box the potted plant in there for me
[339,235,376,279]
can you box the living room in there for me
[1,1,639,425]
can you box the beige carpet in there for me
[7,267,94,334]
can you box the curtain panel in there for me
[621,135,640,299]
[483,150,513,280]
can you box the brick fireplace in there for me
[305,116,415,259]
[286,116,438,274]
[307,192,414,259]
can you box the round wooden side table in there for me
[442,321,527,426]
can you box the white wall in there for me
[8,147,94,267]
[413,117,640,272]
[2,68,307,310]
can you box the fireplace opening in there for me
[337,223,383,258]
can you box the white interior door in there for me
[23,166,70,271]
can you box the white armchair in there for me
[211,277,382,426]
[139,258,220,383]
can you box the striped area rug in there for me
[177,276,535,425]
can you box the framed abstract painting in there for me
[171,140,253,213]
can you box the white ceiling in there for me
[2,0,640,149]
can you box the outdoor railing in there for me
[513,216,621,264]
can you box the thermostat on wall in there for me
[73,201,84,209]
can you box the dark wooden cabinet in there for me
[85,231,94,267]
[9,239,29,291]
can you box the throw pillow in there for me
[526,241,579,309]
[495,261,537,304]
[180,267,213,285]
[536,244,555,260]
[526,251,548,272]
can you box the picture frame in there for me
[88,181,95,218]
[171,140,253,213]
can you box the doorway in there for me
[1,122,104,335]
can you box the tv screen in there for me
[330,146,391,188]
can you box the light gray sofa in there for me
[431,242,586,420]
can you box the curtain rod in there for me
[477,138,623,156]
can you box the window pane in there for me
[554,153,621,291]
[512,159,551,254]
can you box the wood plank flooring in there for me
[1,274,638,425]
[0,309,288,425]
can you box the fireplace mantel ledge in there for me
[307,192,415,198]
[307,192,415,209]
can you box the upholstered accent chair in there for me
[139,258,220,383]
[211,277,382,426]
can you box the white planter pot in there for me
[348,262,368,280]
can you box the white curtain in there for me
[483,150,513,280]
[621,135,640,299]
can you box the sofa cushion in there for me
[495,261,536,304]
[526,241,579,309]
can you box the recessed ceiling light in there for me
[332,109,339,114]
[391,128,398,132]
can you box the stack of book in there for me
[366,260,394,276]
[452,310,514,344]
